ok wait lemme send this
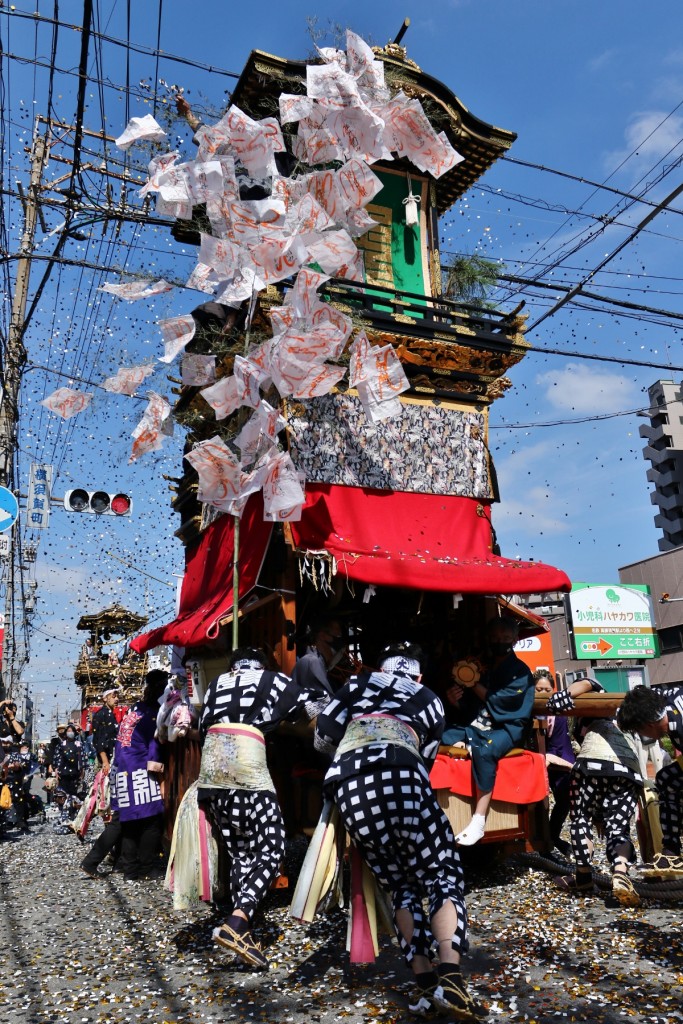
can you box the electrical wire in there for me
[152,0,163,119]
[501,152,683,217]
[2,7,241,80]
[490,406,647,430]
[493,103,683,304]
[527,180,683,331]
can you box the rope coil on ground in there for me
[513,850,683,901]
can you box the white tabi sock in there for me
[454,813,486,846]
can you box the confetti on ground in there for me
[1,812,681,1024]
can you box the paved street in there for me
[1,807,682,1024]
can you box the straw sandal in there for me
[212,924,268,969]
[611,872,641,907]
[646,851,683,878]
[432,972,488,1021]
[407,993,436,1018]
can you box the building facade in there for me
[640,379,683,550]
[619,547,683,687]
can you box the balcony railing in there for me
[319,278,525,354]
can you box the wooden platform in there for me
[433,745,534,846]
[436,788,526,843]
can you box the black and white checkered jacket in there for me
[199,668,312,739]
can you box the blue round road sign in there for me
[0,486,19,533]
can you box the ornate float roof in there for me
[230,44,516,215]
[76,603,148,636]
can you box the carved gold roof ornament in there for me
[372,18,421,69]
[372,41,421,72]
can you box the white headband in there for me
[381,656,421,678]
[232,658,264,671]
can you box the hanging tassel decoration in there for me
[403,174,420,226]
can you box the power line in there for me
[426,242,683,286]
[527,342,682,373]
[3,7,240,80]
[498,272,683,324]
[490,405,647,430]
[498,100,683,300]
[469,178,683,245]
[500,153,683,216]
[527,180,683,332]
[106,549,176,588]
[24,359,149,394]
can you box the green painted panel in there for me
[356,169,429,315]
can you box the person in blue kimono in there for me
[110,669,168,880]
[442,616,535,846]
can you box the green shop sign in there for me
[568,583,660,660]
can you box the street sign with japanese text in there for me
[568,582,660,660]
[27,463,53,529]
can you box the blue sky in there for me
[2,1,683,733]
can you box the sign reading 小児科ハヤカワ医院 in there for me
[568,582,660,660]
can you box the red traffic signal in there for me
[64,489,133,517]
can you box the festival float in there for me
[120,28,572,846]
[74,603,149,726]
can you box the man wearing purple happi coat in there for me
[110,669,168,879]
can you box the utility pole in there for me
[31,689,42,744]
[0,121,48,699]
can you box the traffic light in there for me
[64,489,133,516]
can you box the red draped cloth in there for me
[290,485,571,594]
[130,494,272,654]
[130,484,569,654]
[430,750,549,804]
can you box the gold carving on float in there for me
[429,248,442,296]
[356,204,393,289]
[373,43,421,70]
[254,60,287,80]
[393,338,521,378]
[486,376,513,399]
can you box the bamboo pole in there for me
[230,290,258,651]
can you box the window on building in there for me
[658,626,683,653]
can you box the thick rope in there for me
[513,850,683,901]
